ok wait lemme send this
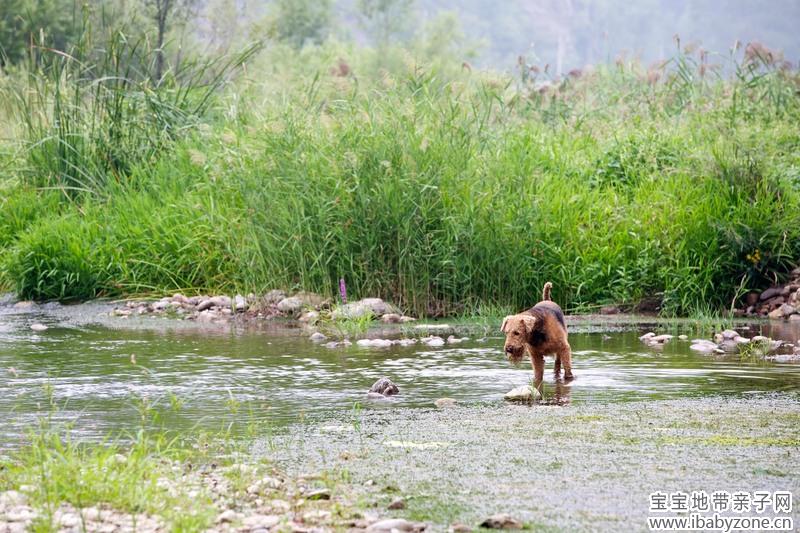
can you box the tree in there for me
[357,0,414,48]
[268,0,332,49]
[143,0,196,81]
[0,0,81,66]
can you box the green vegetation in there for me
[1,6,799,316]
[0,389,362,532]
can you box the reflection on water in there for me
[1,301,799,444]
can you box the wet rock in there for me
[760,287,782,300]
[366,518,424,532]
[309,332,327,342]
[450,523,473,533]
[323,340,352,348]
[720,329,739,340]
[434,398,458,408]
[480,514,523,529]
[638,332,655,341]
[447,335,469,344]
[112,308,132,317]
[234,294,247,312]
[421,335,445,346]
[504,385,541,402]
[766,353,800,363]
[367,392,389,400]
[396,338,417,346]
[369,377,400,396]
[649,334,673,344]
[789,314,800,321]
[678,335,688,340]
[690,342,724,354]
[357,338,394,348]
[388,497,406,510]
[29,323,48,332]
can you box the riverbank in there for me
[2,396,798,532]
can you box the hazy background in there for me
[193,0,800,73]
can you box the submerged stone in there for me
[369,377,399,396]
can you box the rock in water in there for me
[480,514,523,529]
[30,323,48,332]
[309,332,327,342]
[504,385,541,402]
[366,519,424,532]
[369,377,399,396]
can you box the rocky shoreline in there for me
[737,267,800,320]
[104,291,417,327]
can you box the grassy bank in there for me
[1,38,799,316]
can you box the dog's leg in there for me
[554,353,561,377]
[531,353,545,390]
[558,345,574,380]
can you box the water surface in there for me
[1,299,799,445]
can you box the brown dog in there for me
[501,282,573,389]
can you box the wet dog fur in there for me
[501,282,573,389]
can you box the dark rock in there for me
[744,291,760,306]
[760,287,781,301]
[369,377,399,396]
[600,305,620,315]
[388,497,406,510]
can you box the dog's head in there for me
[501,314,537,364]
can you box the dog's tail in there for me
[542,282,553,301]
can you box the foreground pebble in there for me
[480,514,523,529]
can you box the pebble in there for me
[305,488,331,500]
[242,514,280,528]
[388,497,406,510]
[30,323,48,331]
[216,509,239,523]
[366,518,422,532]
[480,514,523,529]
[434,398,458,408]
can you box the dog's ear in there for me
[501,316,513,333]
[519,315,537,334]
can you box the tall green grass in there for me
[1,40,799,315]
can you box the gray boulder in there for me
[369,377,399,396]
[332,298,400,319]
